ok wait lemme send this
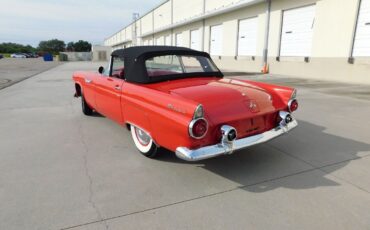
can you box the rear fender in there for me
[124,104,154,143]
[238,79,296,108]
[122,83,200,151]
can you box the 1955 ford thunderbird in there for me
[73,46,298,161]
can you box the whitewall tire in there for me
[130,125,158,158]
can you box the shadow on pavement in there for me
[156,120,370,193]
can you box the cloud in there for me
[0,0,162,46]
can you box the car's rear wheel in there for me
[81,92,93,116]
[130,125,158,158]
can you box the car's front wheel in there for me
[130,125,158,158]
[81,92,93,116]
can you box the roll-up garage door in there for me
[353,0,370,56]
[176,33,183,47]
[165,35,171,46]
[190,29,201,51]
[210,25,223,55]
[238,17,258,56]
[280,5,316,57]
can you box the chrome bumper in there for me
[176,114,298,161]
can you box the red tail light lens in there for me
[189,118,208,139]
[288,99,298,112]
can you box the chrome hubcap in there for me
[135,128,151,146]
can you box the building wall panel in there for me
[154,1,172,30]
[126,25,132,40]
[141,13,154,35]
[173,0,203,23]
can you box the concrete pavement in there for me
[0,62,369,230]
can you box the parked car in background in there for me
[10,53,27,58]
[0,54,3,59]
[23,53,32,58]
[73,46,299,161]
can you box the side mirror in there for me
[98,66,104,74]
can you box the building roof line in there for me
[107,0,263,45]
[104,0,170,41]
[140,0,263,38]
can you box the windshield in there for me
[145,55,219,77]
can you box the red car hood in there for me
[148,78,276,126]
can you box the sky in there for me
[0,0,162,47]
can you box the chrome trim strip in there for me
[193,104,204,119]
[291,89,297,99]
[176,119,298,161]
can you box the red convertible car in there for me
[73,46,298,161]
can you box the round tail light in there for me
[288,99,298,112]
[189,118,208,139]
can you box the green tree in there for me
[38,39,65,54]
[66,42,75,51]
[0,43,36,53]
[73,40,91,52]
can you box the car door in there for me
[94,56,125,124]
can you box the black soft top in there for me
[111,46,223,84]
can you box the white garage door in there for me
[175,33,183,47]
[190,29,201,51]
[280,5,316,57]
[165,35,171,46]
[238,17,258,56]
[353,0,370,56]
[210,25,223,55]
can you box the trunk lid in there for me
[148,78,278,138]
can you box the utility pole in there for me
[262,0,271,73]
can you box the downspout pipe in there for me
[202,0,206,51]
[262,0,271,73]
[171,0,174,45]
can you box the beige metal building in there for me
[104,0,370,84]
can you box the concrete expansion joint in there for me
[76,121,110,230]
[82,153,109,230]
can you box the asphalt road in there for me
[1,62,370,230]
[0,58,60,89]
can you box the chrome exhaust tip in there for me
[220,125,237,154]
[221,125,237,142]
[279,111,293,125]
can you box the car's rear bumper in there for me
[175,112,298,161]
